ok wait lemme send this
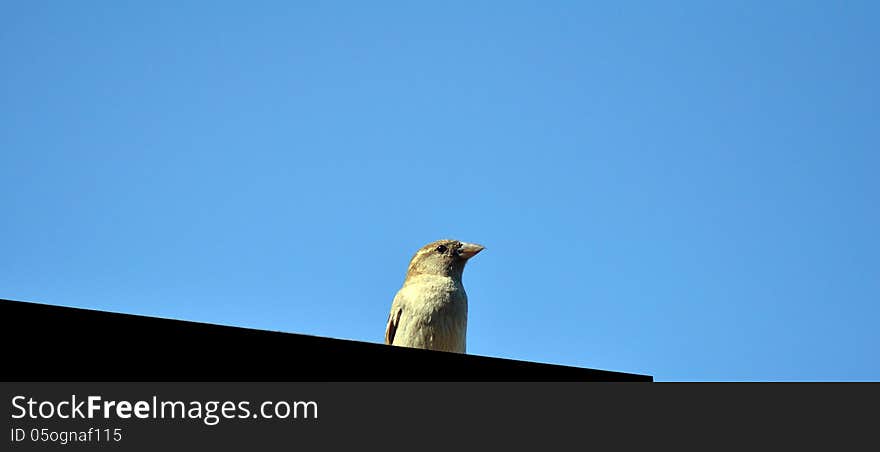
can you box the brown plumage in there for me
[384,239,484,353]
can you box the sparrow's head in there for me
[405,239,484,280]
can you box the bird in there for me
[384,239,484,353]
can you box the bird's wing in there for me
[384,294,405,345]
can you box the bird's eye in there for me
[435,245,448,253]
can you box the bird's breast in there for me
[396,274,468,353]
[400,275,467,311]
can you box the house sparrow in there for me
[384,239,484,353]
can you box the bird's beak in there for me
[458,242,485,259]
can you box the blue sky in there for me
[2,2,877,381]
